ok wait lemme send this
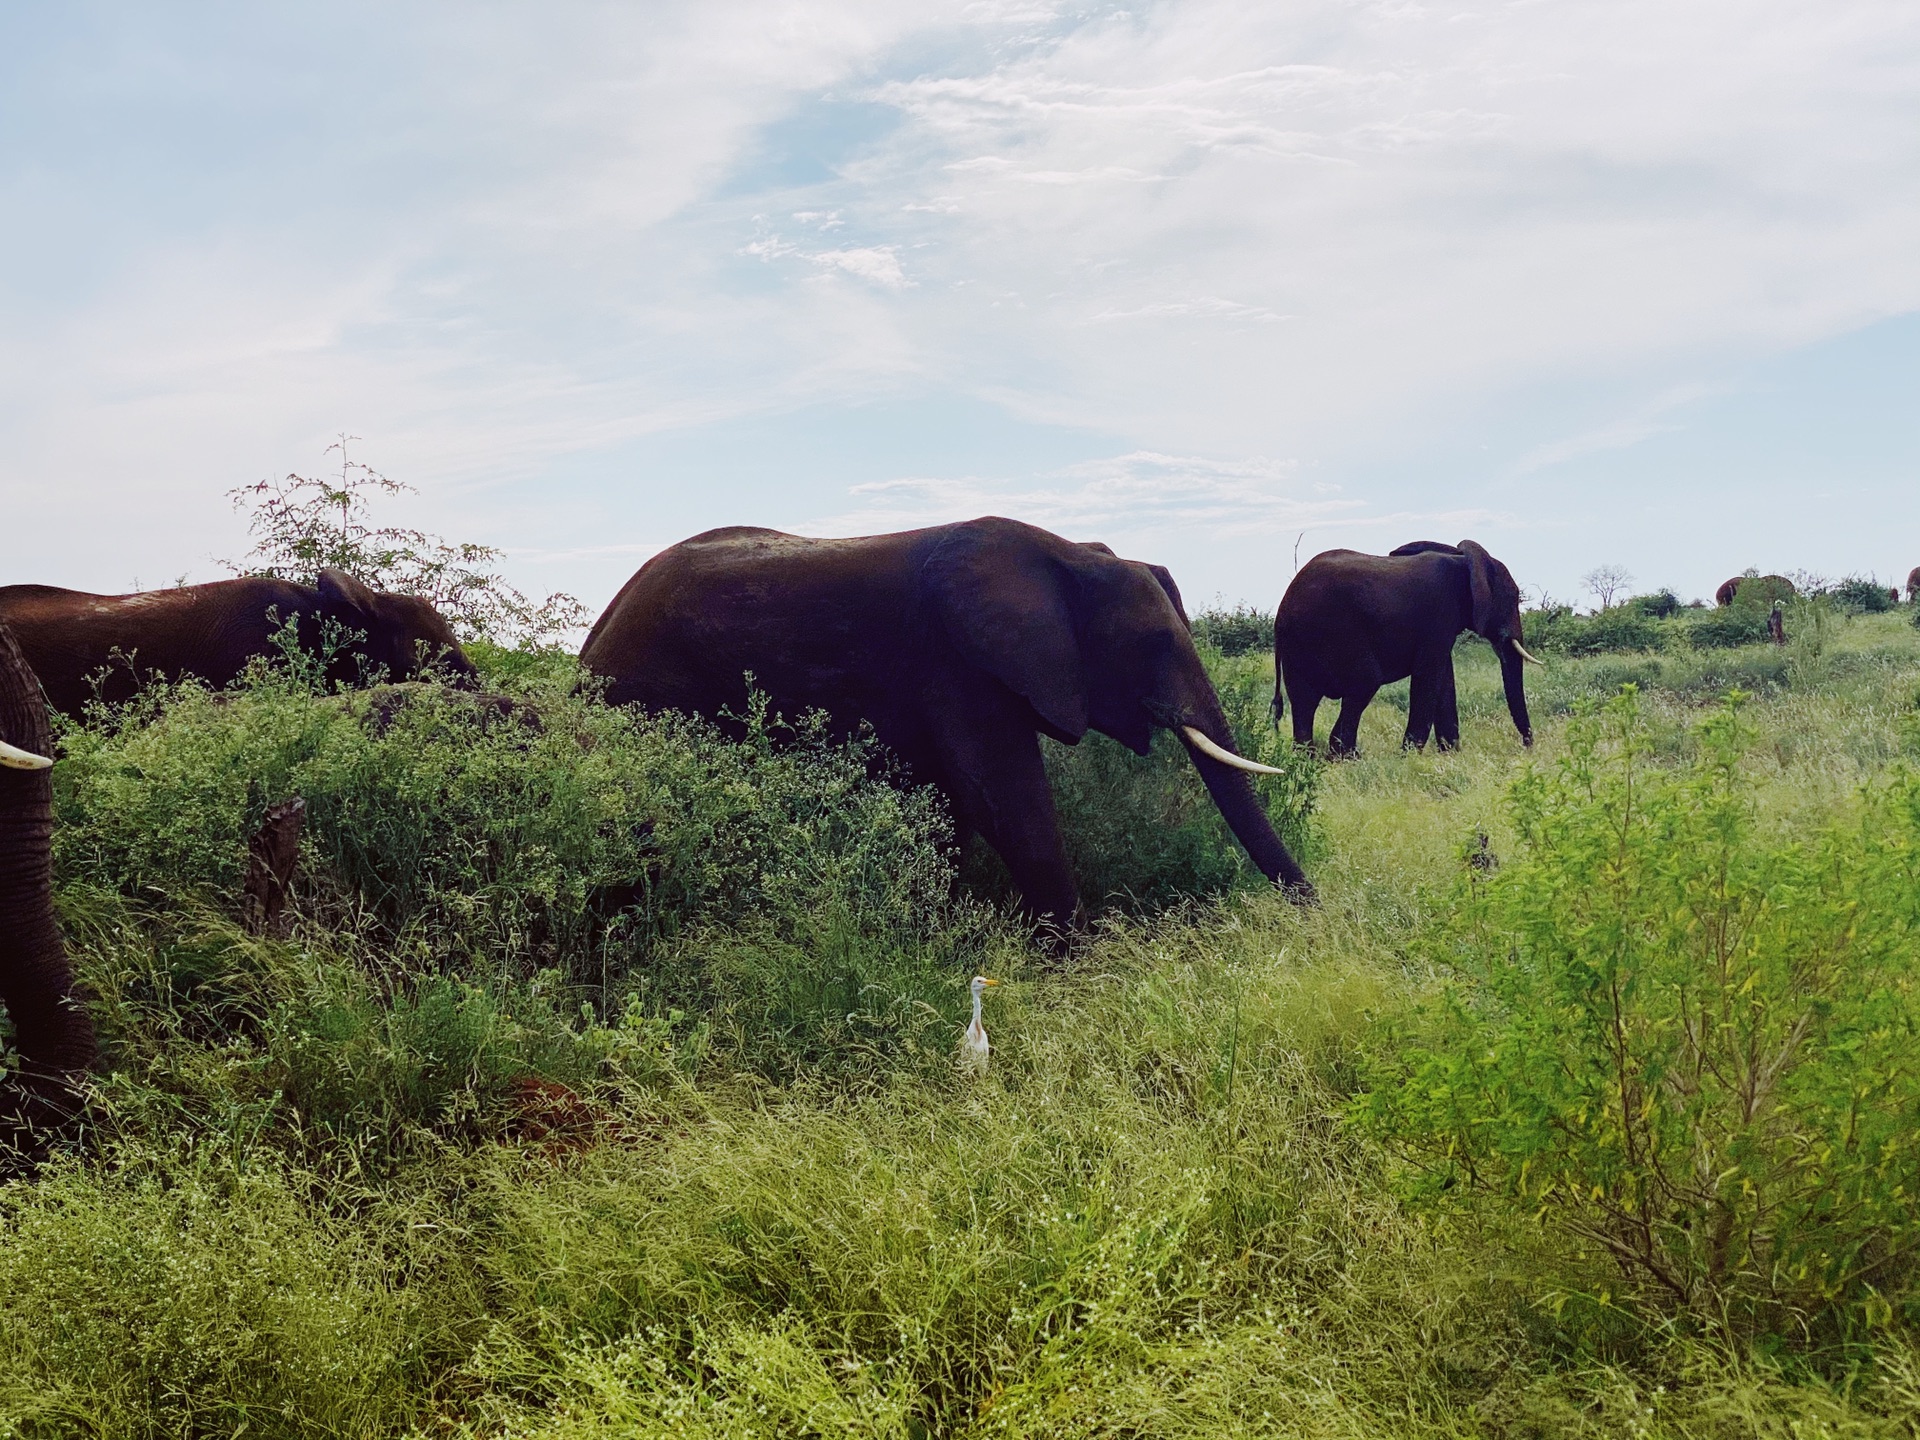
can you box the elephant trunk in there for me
[1500,642,1533,746]
[0,623,97,1126]
[1177,718,1315,904]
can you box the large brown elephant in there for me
[1274,540,1540,757]
[0,569,475,718]
[1907,567,1919,604]
[0,619,96,1137]
[580,517,1313,928]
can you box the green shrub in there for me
[1190,604,1272,658]
[1521,604,1669,657]
[1686,605,1773,650]
[1830,576,1896,615]
[1628,588,1682,619]
[1358,688,1920,1336]
[50,675,956,983]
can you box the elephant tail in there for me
[1270,668,1285,729]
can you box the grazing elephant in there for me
[0,569,475,718]
[1274,540,1540,757]
[1715,574,1796,608]
[580,517,1313,928]
[1908,567,1919,604]
[0,619,96,1136]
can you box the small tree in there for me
[227,435,588,648]
[1581,563,1632,611]
[1359,688,1920,1334]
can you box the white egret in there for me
[957,976,1000,1078]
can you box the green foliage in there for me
[227,435,588,646]
[1522,604,1669,657]
[1628,588,1682,619]
[8,608,1920,1435]
[1359,688,1920,1334]
[0,1158,453,1435]
[1687,604,1774,650]
[1190,604,1272,657]
[1830,576,1897,615]
[50,672,955,983]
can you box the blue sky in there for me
[4,1,1918,620]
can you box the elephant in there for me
[0,569,476,718]
[1274,540,1540,757]
[0,618,96,1139]
[1908,567,1919,604]
[579,517,1313,929]
[1715,574,1796,608]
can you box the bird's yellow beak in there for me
[981,978,1000,987]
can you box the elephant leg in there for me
[1434,661,1461,750]
[1404,672,1436,750]
[1327,688,1377,758]
[932,717,1079,936]
[1287,684,1322,750]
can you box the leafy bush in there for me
[1190,604,1273,657]
[1830,575,1897,615]
[50,671,957,985]
[1627,588,1681,619]
[1358,689,1920,1335]
[1520,604,1669,657]
[1686,604,1773,650]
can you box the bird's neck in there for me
[970,992,983,1028]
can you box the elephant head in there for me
[0,619,96,1139]
[316,569,477,687]
[1456,539,1536,745]
[925,520,1312,901]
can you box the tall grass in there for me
[2,621,1919,1435]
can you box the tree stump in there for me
[242,798,306,937]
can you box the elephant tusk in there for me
[1180,725,1288,776]
[0,738,53,771]
[1512,641,1545,667]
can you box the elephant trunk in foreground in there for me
[1498,642,1533,747]
[1177,718,1312,899]
[0,620,96,1134]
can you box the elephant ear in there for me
[317,569,381,626]
[1079,541,1186,624]
[1457,541,1497,635]
[925,523,1088,742]
[1389,540,1460,558]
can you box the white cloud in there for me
[803,449,1500,550]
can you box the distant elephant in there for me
[1715,574,1796,608]
[0,569,476,718]
[1274,540,1540,757]
[1908,567,1919,604]
[580,517,1313,928]
[0,619,96,1136]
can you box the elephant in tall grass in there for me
[0,570,476,718]
[581,517,1312,929]
[1274,540,1541,757]
[0,619,96,1139]
[1908,567,1919,604]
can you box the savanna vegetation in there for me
[5,579,1920,1436]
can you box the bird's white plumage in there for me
[957,975,998,1077]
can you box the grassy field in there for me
[4,608,1920,1436]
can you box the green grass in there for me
[2,616,1920,1435]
